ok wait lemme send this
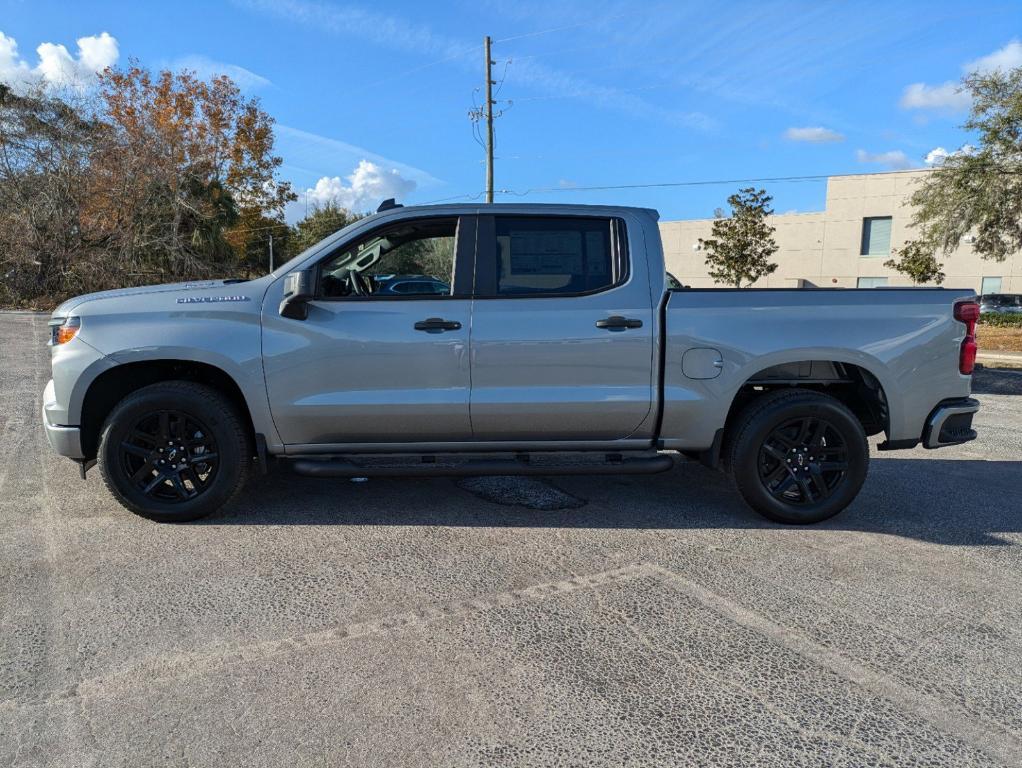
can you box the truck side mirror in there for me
[279,269,315,320]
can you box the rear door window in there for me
[476,216,627,297]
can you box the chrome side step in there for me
[289,454,675,479]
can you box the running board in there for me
[289,454,675,479]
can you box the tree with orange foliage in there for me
[92,64,295,279]
[1,65,294,306]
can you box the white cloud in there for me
[924,144,976,166]
[76,32,118,73]
[855,149,914,170]
[0,32,32,86]
[965,39,1022,75]
[784,126,845,143]
[0,30,118,90]
[899,81,970,111]
[172,54,271,90]
[901,39,1022,112]
[302,160,416,214]
[923,147,949,166]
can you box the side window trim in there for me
[311,214,475,301]
[473,214,629,299]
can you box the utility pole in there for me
[484,35,495,203]
[268,232,274,272]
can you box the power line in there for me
[420,168,937,205]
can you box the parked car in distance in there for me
[43,200,980,526]
[374,275,450,296]
[979,293,1022,314]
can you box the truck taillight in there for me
[954,301,980,375]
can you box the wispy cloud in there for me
[965,39,1022,76]
[784,126,844,143]
[234,0,713,130]
[855,148,914,170]
[171,54,271,90]
[0,30,118,90]
[276,124,441,188]
[899,82,969,111]
[236,0,468,58]
[901,39,1022,113]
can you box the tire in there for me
[728,389,869,525]
[97,382,251,522]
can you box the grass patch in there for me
[977,324,1022,353]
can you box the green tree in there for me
[226,208,290,276]
[883,241,945,285]
[886,65,1022,284]
[388,236,454,279]
[700,187,778,288]
[292,202,362,254]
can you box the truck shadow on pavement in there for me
[207,456,1022,547]
[972,366,1022,395]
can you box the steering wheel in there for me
[349,271,372,296]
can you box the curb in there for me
[977,351,1022,363]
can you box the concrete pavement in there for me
[2,312,1021,767]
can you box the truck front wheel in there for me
[97,382,251,522]
[728,389,869,525]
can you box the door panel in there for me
[469,215,655,441]
[261,214,475,446]
[263,299,471,444]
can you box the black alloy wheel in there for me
[98,381,250,522]
[757,416,849,505]
[728,389,869,525]
[119,410,220,502]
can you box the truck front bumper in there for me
[42,379,85,459]
[922,397,979,449]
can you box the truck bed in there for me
[659,287,975,450]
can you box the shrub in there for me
[979,312,1022,327]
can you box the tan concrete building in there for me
[659,170,1021,294]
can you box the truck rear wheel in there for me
[728,389,869,525]
[97,382,251,522]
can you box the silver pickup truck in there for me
[43,202,980,525]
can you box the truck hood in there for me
[51,279,254,316]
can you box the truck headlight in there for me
[49,316,81,345]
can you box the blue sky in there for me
[1,0,1020,221]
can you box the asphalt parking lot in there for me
[2,311,1021,767]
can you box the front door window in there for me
[319,218,457,298]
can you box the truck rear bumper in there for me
[922,397,979,449]
[42,379,84,459]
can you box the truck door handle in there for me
[596,316,643,330]
[414,317,462,332]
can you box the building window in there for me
[981,276,1002,296]
[860,217,893,256]
[857,277,889,288]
